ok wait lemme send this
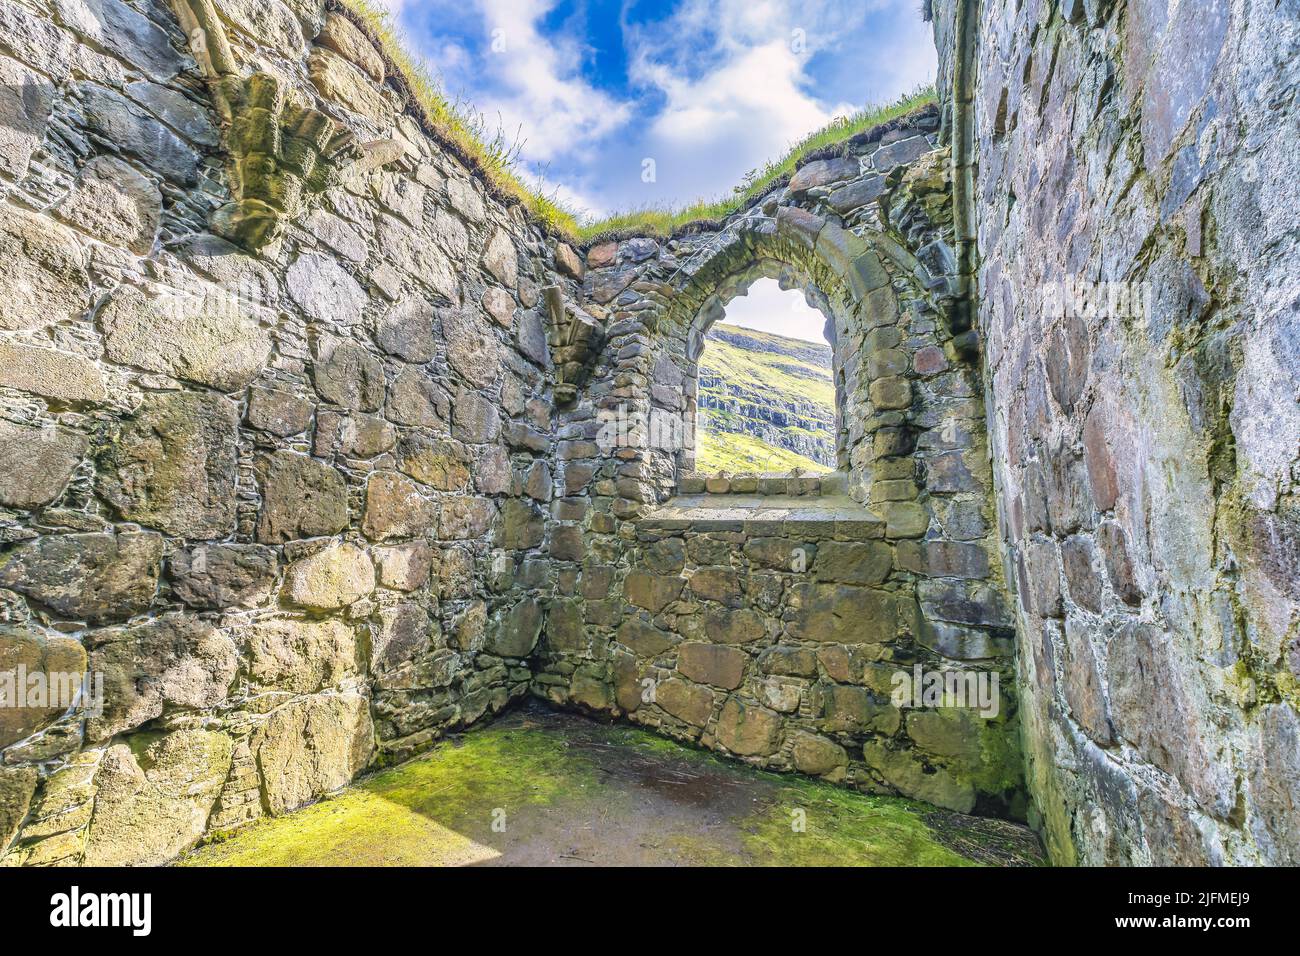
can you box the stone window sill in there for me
[640,492,884,539]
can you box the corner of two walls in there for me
[531,104,1028,821]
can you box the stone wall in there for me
[530,107,1026,817]
[961,0,1299,864]
[0,0,582,864]
[4,0,1291,868]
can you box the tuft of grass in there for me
[336,1,934,244]
[575,85,937,244]
[337,0,582,236]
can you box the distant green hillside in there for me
[695,323,835,474]
[696,430,829,474]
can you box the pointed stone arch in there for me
[648,208,918,500]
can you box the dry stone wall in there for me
[3,0,1291,869]
[953,0,1300,864]
[0,0,584,864]
[530,107,1027,818]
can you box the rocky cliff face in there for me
[697,324,835,470]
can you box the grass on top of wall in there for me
[338,0,583,236]
[338,1,935,244]
[576,85,937,243]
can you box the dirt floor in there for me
[182,703,1044,866]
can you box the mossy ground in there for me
[182,705,1042,867]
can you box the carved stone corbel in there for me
[170,0,395,250]
[543,285,604,406]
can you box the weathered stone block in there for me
[0,341,105,407]
[363,471,440,541]
[484,598,543,658]
[246,386,314,437]
[251,693,372,816]
[0,420,86,510]
[788,157,859,193]
[242,616,361,695]
[482,229,518,288]
[549,524,584,562]
[169,544,277,610]
[315,411,397,460]
[791,732,848,776]
[1097,521,1141,606]
[624,570,683,612]
[308,48,387,121]
[1061,617,1113,746]
[641,536,686,573]
[703,606,766,644]
[0,766,38,853]
[98,390,238,539]
[282,543,375,610]
[616,617,676,657]
[87,613,237,741]
[862,740,975,813]
[0,531,162,624]
[0,204,88,332]
[876,501,929,538]
[1060,534,1102,613]
[497,498,545,550]
[816,683,901,733]
[373,541,434,591]
[785,584,909,644]
[1107,623,1231,816]
[99,280,271,392]
[688,567,743,607]
[397,434,470,491]
[83,729,233,866]
[716,697,781,756]
[743,536,810,571]
[451,391,501,443]
[812,540,892,585]
[313,336,386,412]
[256,451,349,544]
[905,709,984,761]
[317,11,385,82]
[0,626,86,747]
[441,496,496,539]
[677,642,747,690]
[544,599,586,653]
[655,678,714,727]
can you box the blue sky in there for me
[378,0,937,220]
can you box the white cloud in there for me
[452,0,632,163]
[644,39,848,155]
[715,278,829,343]
[619,0,908,205]
[385,0,936,215]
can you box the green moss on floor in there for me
[182,706,1043,867]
